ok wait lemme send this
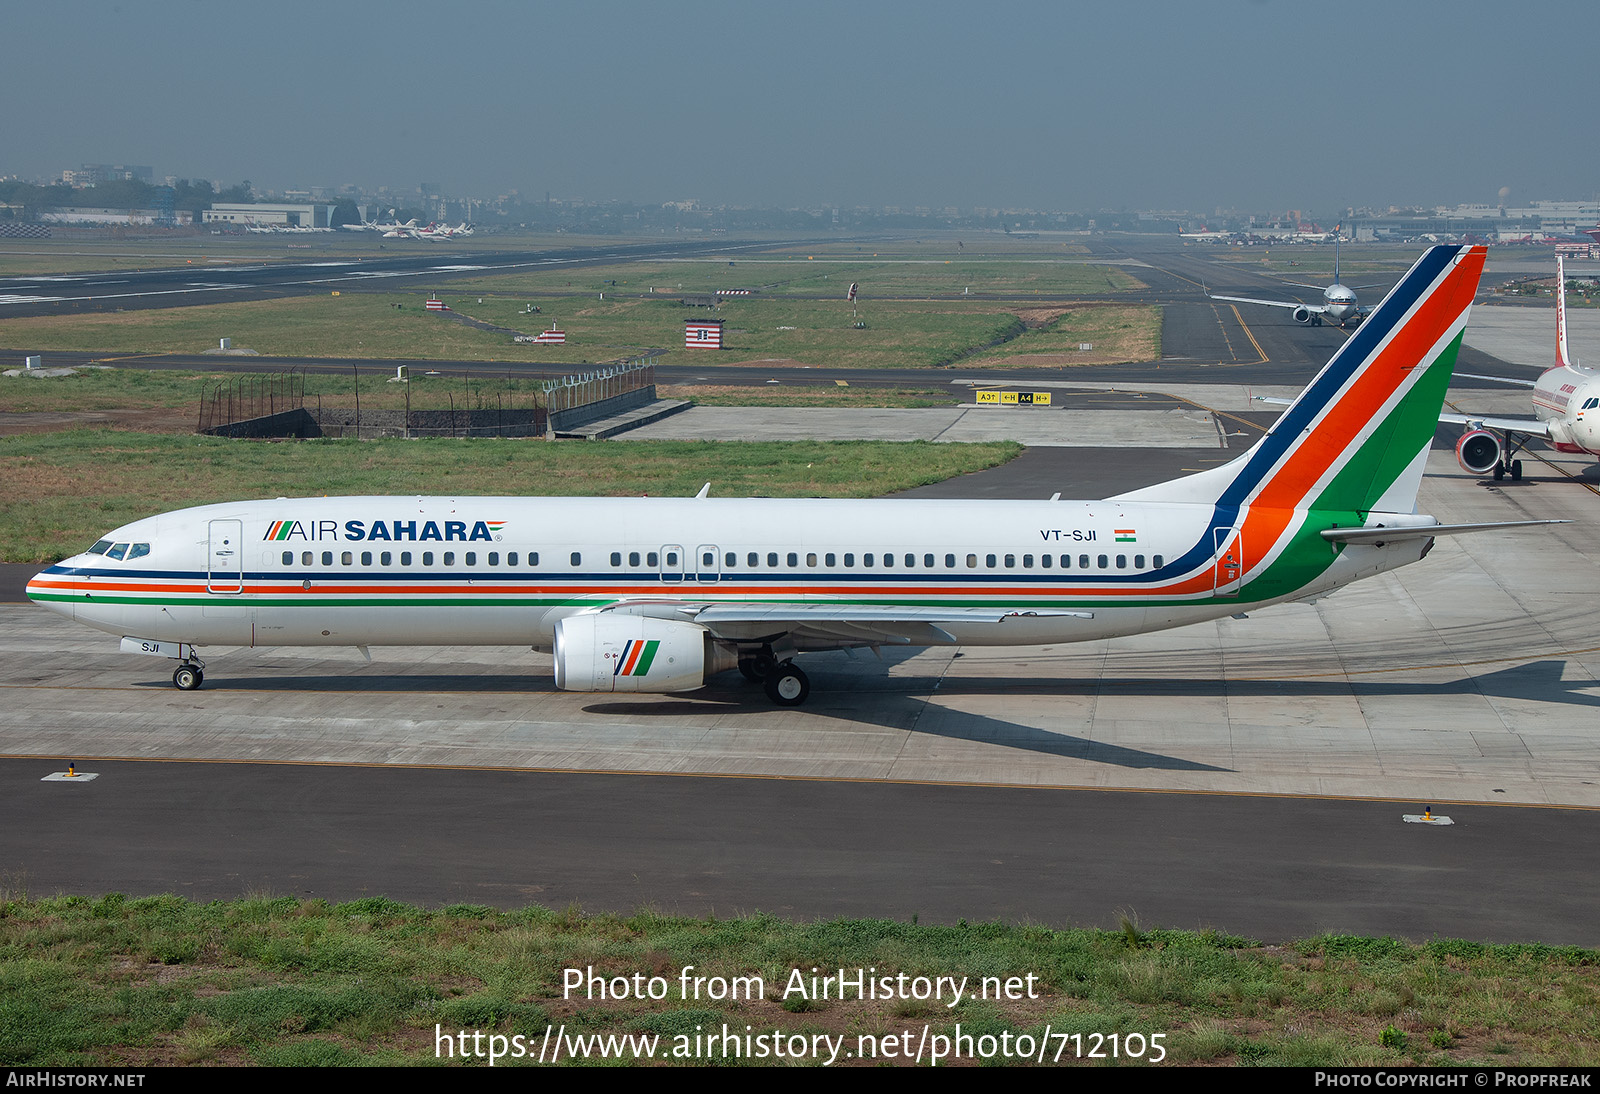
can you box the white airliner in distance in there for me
[27,246,1562,706]
[1209,234,1369,327]
[1446,255,1600,481]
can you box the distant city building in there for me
[61,164,153,187]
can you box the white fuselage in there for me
[26,495,1420,655]
[1532,363,1600,455]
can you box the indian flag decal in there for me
[615,640,660,677]
[485,521,507,533]
[1115,529,1137,543]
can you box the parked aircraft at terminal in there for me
[1447,255,1600,480]
[27,246,1562,706]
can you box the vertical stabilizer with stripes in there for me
[1114,244,1486,514]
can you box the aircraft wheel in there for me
[1511,460,1524,481]
[1493,461,1506,481]
[738,658,765,683]
[173,665,203,691]
[763,662,810,706]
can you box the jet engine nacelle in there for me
[1455,429,1503,475]
[553,614,738,693]
[1292,306,1313,325]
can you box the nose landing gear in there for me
[172,659,205,690]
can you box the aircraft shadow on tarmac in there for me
[129,660,1594,774]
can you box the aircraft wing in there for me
[1209,293,1325,314]
[597,602,1091,647]
[1438,412,1551,437]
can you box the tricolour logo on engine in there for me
[614,640,660,677]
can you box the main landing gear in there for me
[737,648,810,706]
[172,658,205,691]
[1493,458,1523,482]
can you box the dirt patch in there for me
[0,408,198,436]
[1008,307,1075,327]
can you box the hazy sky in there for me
[10,0,1599,214]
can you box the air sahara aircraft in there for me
[1446,255,1600,481]
[27,245,1559,706]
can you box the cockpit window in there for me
[99,542,150,562]
[127,543,150,560]
[105,543,128,560]
[88,540,111,555]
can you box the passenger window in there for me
[1004,554,1015,568]
[807,553,818,567]
[986,554,996,568]
[725,552,736,567]
[967,554,977,568]
[571,552,582,567]
[382,552,393,566]
[767,552,778,567]
[945,554,955,568]
[1079,554,1090,568]
[489,552,499,566]
[1041,554,1051,569]
[1116,555,1126,569]
[362,551,372,566]
[1153,554,1164,568]
[631,552,641,567]
[322,551,333,566]
[645,552,656,567]
[864,553,875,567]
[401,552,412,566]
[465,552,475,566]
[302,552,314,566]
[282,551,293,566]
[528,552,537,566]
[106,543,128,560]
[422,552,433,566]
[703,551,715,567]
[825,553,836,567]
[1097,555,1108,568]
[1023,554,1034,569]
[748,552,759,567]
[844,553,855,567]
[1134,554,1144,568]
[787,552,798,567]
[611,552,623,567]
[665,551,677,567]
[508,551,520,566]
[342,551,353,566]
[924,553,935,568]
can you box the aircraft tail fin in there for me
[1114,244,1486,515]
[1557,254,1575,369]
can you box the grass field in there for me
[0,432,1020,562]
[1,290,1163,370]
[2,894,1595,1066]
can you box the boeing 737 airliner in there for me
[27,245,1558,705]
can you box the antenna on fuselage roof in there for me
[694,483,711,500]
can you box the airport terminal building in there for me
[202,202,334,229]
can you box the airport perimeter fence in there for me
[198,358,656,440]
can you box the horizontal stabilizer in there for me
[1321,519,1568,544]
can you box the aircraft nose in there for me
[25,563,74,619]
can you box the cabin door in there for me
[659,544,685,583]
[207,519,244,595]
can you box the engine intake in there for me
[554,613,737,693]
[1455,429,1502,476]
